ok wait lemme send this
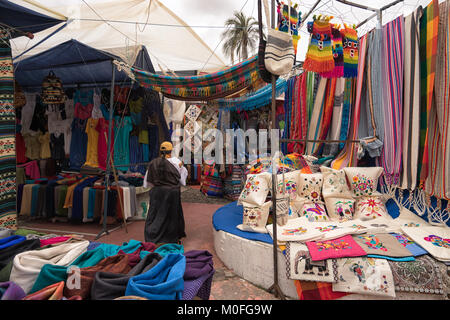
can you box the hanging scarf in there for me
[425,0,450,201]
[419,0,440,188]
[378,16,404,187]
[323,77,345,157]
[303,17,335,73]
[277,1,301,56]
[320,25,344,78]
[332,34,368,169]
[401,7,423,191]
[288,73,307,154]
[317,77,337,149]
[306,76,327,155]
[121,55,260,101]
[341,24,359,78]
[306,72,316,122]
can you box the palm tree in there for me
[221,11,260,65]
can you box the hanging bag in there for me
[257,0,277,83]
[42,71,65,105]
[263,0,295,76]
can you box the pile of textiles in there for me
[0,230,215,300]
[17,172,146,224]
[223,165,245,201]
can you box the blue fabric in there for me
[390,233,428,257]
[0,235,26,250]
[125,253,186,300]
[367,255,416,262]
[142,143,149,162]
[100,104,110,119]
[87,188,96,219]
[97,239,143,257]
[212,202,273,244]
[87,241,102,251]
[30,184,40,217]
[154,244,184,258]
[0,0,63,38]
[71,177,99,222]
[113,116,133,172]
[69,118,88,171]
[14,39,155,87]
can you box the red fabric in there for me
[96,118,114,170]
[114,86,130,104]
[74,103,93,120]
[39,236,71,247]
[294,280,351,300]
[17,160,40,179]
[16,133,27,164]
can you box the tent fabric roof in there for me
[14,39,154,87]
[0,0,63,38]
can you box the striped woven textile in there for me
[378,16,404,186]
[306,72,316,122]
[419,0,440,188]
[287,73,307,154]
[0,29,17,230]
[331,34,368,169]
[425,0,450,200]
[129,55,260,100]
[216,78,287,111]
[316,77,337,151]
[401,7,423,191]
[323,77,345,157]
[306,76,327,155]
[277,2,301,55]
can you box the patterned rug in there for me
[388,255,445,295]
[0,28,17,229]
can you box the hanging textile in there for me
[331,34,368,169]
[425,0,450,200]
[341,24,359,78]
[288,72,307,154]
[401,7,424,191]
[323,77,345,157]
[379,16,404,187]
[117,56,260,101]
[277,1,301,56]
[216,78,287,111]
[303,17,335,74]
[316,77,337,152]
[305,76,327,155]
[320,25,344,78]
[0,28,16,230]
[419,0,440,188]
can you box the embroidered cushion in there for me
[236,201,272,234]
[305,234,367,261]
[266,216,323,242]
[300,202,329,222]
[343,167,383,198]
[324,197,355,222]
[238,172,271,207]
[401,226,450,263]
[298,173,324,203]
[332,257,396,298]
[354,196,389,221]
[320,166,351,197]
[276,170,301,202]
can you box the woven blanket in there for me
[424,0,450,200]
[419,0,440,188]
[217,78,287,111]
[126,55,260,100]
[379,16,404,186]
[323,77,345,157]
[401,8,423,191]
[0,28,16,230]
[306,76,327,155]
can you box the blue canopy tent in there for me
[13,39,156,239]
[0,0,64,38]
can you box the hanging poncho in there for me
[303,16,335,73]
[341,24,359,78]
[320,25,344,78]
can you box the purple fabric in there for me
[182,250,215,300]
[0,281,26,300]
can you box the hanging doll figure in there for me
[277,1,301,56]
[341,24,359,78]
[303,15,335,74]
[320,25,344,78]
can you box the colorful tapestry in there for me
[418,0,439,188]
[388,255,445,295]
[0,28,16,230]
[122,55,260,101]
[341,24,359,78]
[424,0,450,200]
[379,16,404,187]
[320,26,344,78]
[353,233,414,260]
[303,17,335,73]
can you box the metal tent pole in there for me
[267,0,285,300]
[95,61,115,240]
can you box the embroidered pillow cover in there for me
[298,173,324,203]
[301,202,330,222]
[238,172,271,206]
[401,226,450,263]
[266,216,323,242]
[332,257,396,298]
[325,197,355,222]
[305,234,367,261]
[285,242,338,282]
[352,233,413,259]
[390,233,428,257]
[354,196,389,221]
[236,201,272,234]
[343,167,383,198]
[276,170,301,202]
[320,166,352,197]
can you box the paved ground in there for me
[18,186,279,300]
